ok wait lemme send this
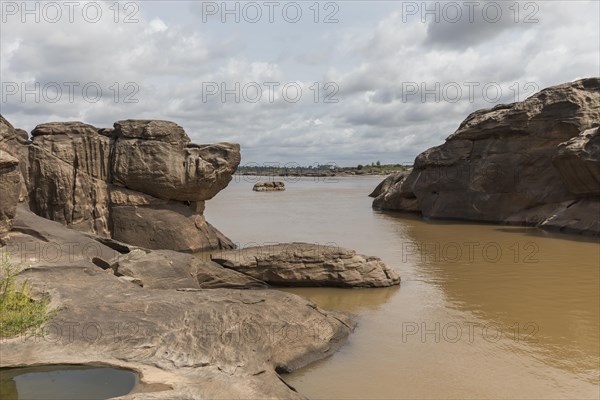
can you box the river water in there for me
[205,175,600,399]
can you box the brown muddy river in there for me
[205,175,600,399]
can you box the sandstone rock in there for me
[1,214,355,399]
[113,119,190,146]
[28,122,112,236]
[553,127,600,196]
[253,181,285,192]
[15,128,29,143]
[212,243,400,288]
[0,117,24,236]
[0,151,21,235]
[112,120,241,202]
[0,115,19,152]
[371,170,420,212]
[112,248,267,289]
[1,115,241,251]
[372,78,600,234]
[109,196,235,253]
[5,206,120,265]
[539,199,600,235]
[368,173,398,198]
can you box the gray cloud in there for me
[1,1,598,166]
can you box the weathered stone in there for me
[371,170,420,212]
[112,248,267,289]
[109,201,235,252]
[0,151,21,235]
[113,119,190,146]
[1,212,355,399]
[553,127,600,196]
[5,206,120,265]
[15,128,29,143]
[253,181,285,192]
[112,137,241,201]
[0,116,24,235]
[372,78,600,234]
[0,116,241,250]
[0,115,19,152]
[28,124,112,236]
[539,199,600,235]
[212,243,400,288]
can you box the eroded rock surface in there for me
[1,208,355,399]
[112,248,268,289]
[0,117,24,235]
[553,127,600,196]
[0,116,241,251]
[212,243,400,288]
[370,170,419,212]
[0,151,20,235]
[372,78,600,234]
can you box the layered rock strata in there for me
[1,117,240,251]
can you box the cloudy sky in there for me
[1,1,598,166]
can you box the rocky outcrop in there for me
[373,78,600,235]
[0,151,21,235]
[253,181,286,192]
[553,127,600,196]
[112,248,268,289]
[211,243,401,288]
[1,116,240,251]
[108,187,234,252]
[1,208,355,399]
[0,116,24,235]
[370,170,419,212]
[0,116,398,399]
[111,120,239,202]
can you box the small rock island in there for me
[253,181,285,191]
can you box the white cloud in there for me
[0,0,598,166]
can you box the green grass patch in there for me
[0,253,50,338]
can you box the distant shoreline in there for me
[235,165,411,178]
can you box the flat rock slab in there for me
[112,248,268,289]
[211,242,401,288]
[1,264,354,399]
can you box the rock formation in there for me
[1,116,240,251]
[1,114,402,399]
[2,208,355,399]
[253,181,286,191]
[112,248,269,289]
[212,243,401,287]
[0,116,26,235]
[372,78,600,235]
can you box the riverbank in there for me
[236,164,411,177]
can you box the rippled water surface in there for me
[205,175,600,399]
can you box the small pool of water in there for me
[0,365,138,400]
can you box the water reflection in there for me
[278,286,399,313]
[0,365,138,400]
